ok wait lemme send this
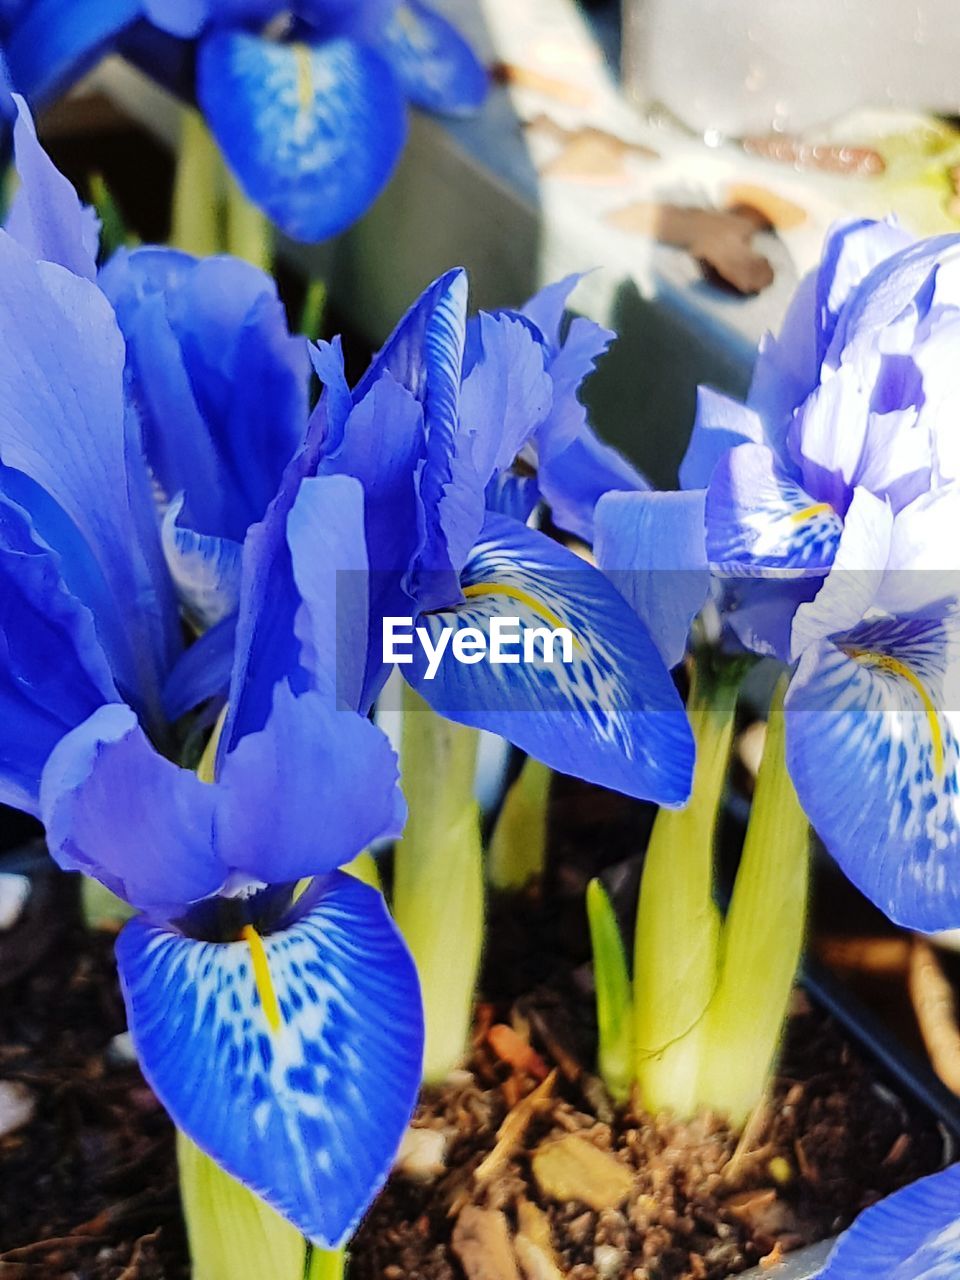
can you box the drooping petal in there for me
[374,0,488,116]
[161,495,244,631]
[216,683,405,882]
[594,489,709,670]
[817,1164,960,1280]
[705,442,843,575]
[4,0,140,105]
[679,385,763,492]
[5,97,99,280]
[40,703,224,912]
[786,613,960,931]
[405,512,694,805]
[0,493,118,816]
[116,872,424,1247]
[197,30,408,242]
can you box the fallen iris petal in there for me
[198,30,408,243]
[116,872,423,1248]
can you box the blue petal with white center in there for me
[197,30,408,243]
[705,442,843,576]
[374,0,488,115]
[816,1164,960,1280]
[405,511,694,805]
[785,612,960,931]
[116,872,424,1249]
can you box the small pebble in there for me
[0,1080,35,1138]
[396,1126,447,1180]
[106,1031,137,1066]
[0,874,30,931]
[594,1244,628,1279]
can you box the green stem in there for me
[225,165,273,271]
[171,108,223,257]
[633,655,745,1114]
[304,1244,347,1280]
[697,678,809,1126]
[391,684,483,1082]
[487,755,551,891]
[587,878,634,1103]
[177,1132,309,1280]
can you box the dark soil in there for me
[0,916,188,1279]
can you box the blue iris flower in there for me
[301,269,694,805]
[0,100,422,1247]
[595,220,960,930]
[2,0,488,241]
[815,1163,960,1279]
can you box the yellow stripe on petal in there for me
[293,44,314,113]
[461,582,583,652]
[790,502,834,525]
[845,647,945,777]
[241,925,283,1035]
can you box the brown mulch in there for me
[349,989,945,1280]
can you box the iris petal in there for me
[198,30,408,242]
[786,614,960,931]
[406,512,694,805]
[4,0,140,105]
[40,703,223,913]
[679,386,763,492]
[705,442,843,576]
[5,98,99,280]
[374,0,487,115]
[162,495,243,631]
[116,872,423,1247]
[216,683,405,881]
[817,1164,960,1279]
[0,493,118,815]
[594,489,710,670]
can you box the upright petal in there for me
[705,442,843,575]
[198,31,408,242]
[538,428,648,545]
[406,512,694,804]
[374,0,488,116]
[161,496,244,631]
[116,872,424,1247]
[786,613,960,931]
[817,1164,960,1280]
[0,493,118,816]
[815,217,915,366]
[216,683,405,882]
[5,98,99,280]
[40,703,224,913]
[594,489,709,670]
[101,247,309,541]
[679,385,763,492]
